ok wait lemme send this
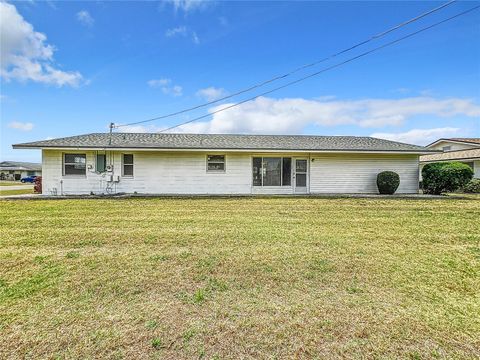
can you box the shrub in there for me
[463,178,480,193]
[422,162,473,195]
[34,176,42,194]
[376,171,400,194]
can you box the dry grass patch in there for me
[0,197,479,359]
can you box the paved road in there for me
[0,184,33,191]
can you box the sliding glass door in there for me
[252,157,291,187]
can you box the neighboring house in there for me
[13,133,435,195]
[419,138,480,179]
[0,161,42,181]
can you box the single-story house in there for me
[419,138,480,179]
[13,133,436,195]
[0,161,42,181]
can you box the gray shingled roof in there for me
[12,133,435,153]
[0,161,42,171]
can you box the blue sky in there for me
[1,0,479,162]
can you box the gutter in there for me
[11,145,438,155]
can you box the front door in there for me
[294,158,308,194]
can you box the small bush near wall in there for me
[376,171,400,195]
[34,176,42,194]
[422,162,473,195]
[463,178,480,193]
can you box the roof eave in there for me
[420,157,480,163]
[12,144,436,154]
[426,138,480,148]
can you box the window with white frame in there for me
[122,154,134,176]
[64,154,86,176]
[207,155,225,172]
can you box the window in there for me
[252,157,292,186]
[282,158,292,186]
[122,154,134,176]
[207,155,225,172]
[442,146,451,152]
[96,153,106,172]
[252,157,262,186]
[263,158,281,186]
[64,154,86,176]
[27,171,35,176]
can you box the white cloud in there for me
[196,86,227,101]
[165,26,187,38]
[169,85,183,97]
[147,78,183,96]
[148,78,171,87]
[8,121,34,131]
[165,26,200,44]
[171,96,480,134]
[371,127,461,145]
[167,0,213,13]
[76,10,94,27]
[192,31,200,44]
[0,2,83,87]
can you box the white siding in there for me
[310,154,419,194]
[42,150,252,195]
[42,150,420,195]
[429,141,478,152]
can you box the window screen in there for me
[96,154,106,172]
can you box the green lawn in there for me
[0,198,479,359]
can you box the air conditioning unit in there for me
[105,165,113,172]
[106,175,113,182]
[113,175,120,182]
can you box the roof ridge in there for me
[108,132,373,138]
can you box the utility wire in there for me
[157,5,479,133]
[116,0,456,129]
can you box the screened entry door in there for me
[294,158,308,194]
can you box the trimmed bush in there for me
[377,171,400,195]
[463,178,480,193]
[422,162,473,195]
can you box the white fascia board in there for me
[426,139,478,148]
[17,146,437,155]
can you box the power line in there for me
[156,5,480,133]
[116,0,457,129]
